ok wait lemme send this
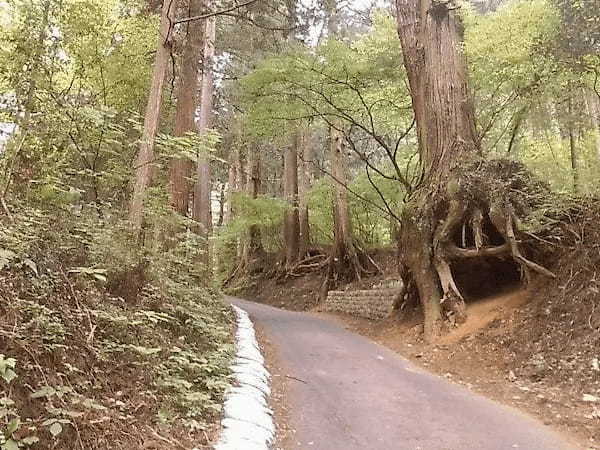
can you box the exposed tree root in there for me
[284,253,329,277]
[401,159,557,341]
[319,240,376,301]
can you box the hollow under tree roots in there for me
[400,159,556,340]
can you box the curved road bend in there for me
[228,297,576,450]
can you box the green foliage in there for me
[215,193,287,278]
[0,199,233,448]
[465,0,562,150]
[226,193,287,238]
[157,130,222,165]
[0,0,156,209]
[465,0,600,194]
[240,12,412,146]
[306,166,401,248]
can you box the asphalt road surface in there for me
[229,297,577,450]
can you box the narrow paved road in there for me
[229,297,576,450]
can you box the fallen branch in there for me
[285,374,307,384]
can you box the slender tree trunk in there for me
[321,123,364,296]
[507,106,527,155]
[330,127,353,257]
[192,16,216,234]
[235,148,246,259]
[567,97,580,192]
[568,126,580,192]
[298,129,313,258]
[224,146,240,224]
[169,0,203,216]
[320,0,366,291]
[217,180,226,226]
[129,0,176,229]
[283,134,300,268]
[241,147,263,266]
[585,89,600,162]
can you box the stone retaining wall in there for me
[324,288,401,320]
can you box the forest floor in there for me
[241,249,600,449]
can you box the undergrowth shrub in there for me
[0,199,234,450]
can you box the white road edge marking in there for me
[213,305,275,450]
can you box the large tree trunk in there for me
[169,0,203,216]
[298,129,313,258]
[283,134,300,268]
[395,0,479,337]
[129,0,176,230]
[395,0,554,340]
[192,16,216,234]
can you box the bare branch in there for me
[174,0,260,25]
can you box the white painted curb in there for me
[213,305,275,450]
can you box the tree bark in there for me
[395,0,480,339]
[394,0,554,340]
[330,127,353,264]
[585,89,600,162]
[283,134,300,268]
[129,0,176,230]
[568,125,580,193]
[567,97,580,193]
[192,16,216,234]
[217,180,226,226]
[241,147,263,266]
[298,128,313,258]
[321,123,365,298]
[169,0,203,216]
[225,146,241,224]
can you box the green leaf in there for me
[2,369,17,384]
[23,258,38,276]
[49,421,63,437]
[30,386,56,399]
[1,439,19,450]
[6,417,20,435]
